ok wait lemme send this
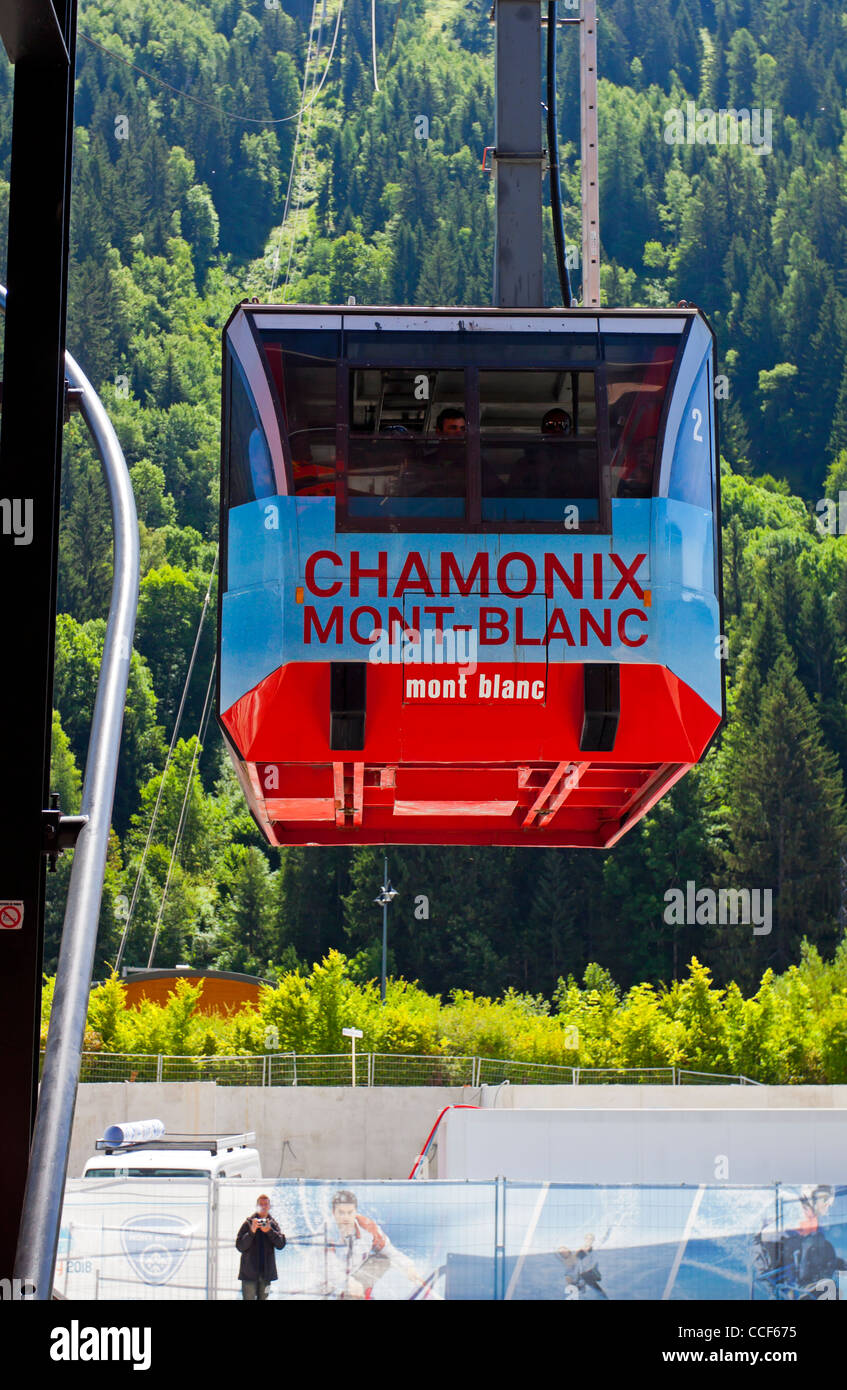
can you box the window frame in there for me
[258,328,340,496]
[221,318,695,542]
[335,356,611,534]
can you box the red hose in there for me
[408,1104,478,1179]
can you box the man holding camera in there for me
[236,1193,286,1300]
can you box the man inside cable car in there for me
[541,407,572,437]
[436,407,466,438]
[484,406,587,504]
[496,408,573,498]
[399,407,466,498]
[346,373,467,517]
[537,407,594,500]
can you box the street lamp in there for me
[374,855,398,1005]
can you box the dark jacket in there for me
[236,1214,286,1283]
[798,1231,847,1289]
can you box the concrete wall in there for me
[69,1083,470,1180]
[479,1083,847,1110]
[68,1083,847,1181]
[439,1106,847,1184]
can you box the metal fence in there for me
[44,1050,763,1087]
[573,1066,675,1085]
[676,1068,761,1085]
[478,1057,582,1086]
[57,1176,842,1300]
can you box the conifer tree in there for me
[726,653,845,974]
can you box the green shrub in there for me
[34,952,847,1082]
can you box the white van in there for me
[81,1130,262,1181]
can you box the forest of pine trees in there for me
[2,0,847,1011]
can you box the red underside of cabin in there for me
[220,662,719,848]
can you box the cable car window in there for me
[260,342,337,497]
[479,370,600,523]
[345,330,597,368]
[667,357,713,510]
[259,329,339,359]
[226,353,275,509]
[604,334,678,499]
[347,368,466,520]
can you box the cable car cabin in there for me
[217,306,723,849]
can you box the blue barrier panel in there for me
[60,1179,847,1300]
[58,1180,213,1300]
[217,1179,497,1301]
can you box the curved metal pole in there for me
[0,285,141,1299]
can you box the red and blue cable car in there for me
[217,305,723,848]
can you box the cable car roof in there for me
[226,301,704,336]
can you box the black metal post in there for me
[381,855,388,1004]
[375,857,397,1005]
[0,0,78,1280]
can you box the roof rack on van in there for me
[95,1131,256,1155]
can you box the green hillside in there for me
[2,0,846,1003]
